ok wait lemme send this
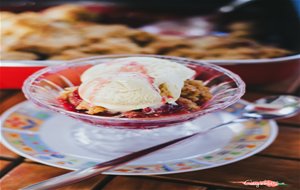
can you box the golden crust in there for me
[80,24,130,42]
[80,38,142,54]
[177,97,200,111]
[190,36,259,50]
[0,11,16,21]
[125,29,157,46]
[159,83,172,98]
[0,12,42,51]
[1,13,84,54]
[59,87,77,100]
[42,4,97,22]
[0,51,38,60]
[181,80,212,103]
[86,106,107,115]
[75,101,106,114]
[12,22,84,54]
[258,47,291,58]
[59,87,107,114]
[49,49,98,60]
[147,35,192,54]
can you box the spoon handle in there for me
[21,133,199,190]
[219,0,254,13]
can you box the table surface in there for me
[0,75,299,190]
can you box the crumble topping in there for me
[59,79,212,117]
[159,83,172,98]
[181,80,212,103]
[59,87,107,115]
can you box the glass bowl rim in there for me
[22,54,246,123]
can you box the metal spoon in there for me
[141,0,255,37]
[219,0,254,13]
[21,95,300,190]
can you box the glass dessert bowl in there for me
[23,55,245,129]
[23,55,245,156]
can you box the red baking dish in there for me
[0,61,61,89]
[1,2,299,89]
[1,54,299,89]
[211,54,300,85]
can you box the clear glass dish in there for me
[22,55,245,129]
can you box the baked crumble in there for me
[59,79,212,117]
[0,5,292,61]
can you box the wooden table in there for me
[0,75,299,190]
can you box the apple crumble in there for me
[58,57,212,118]
[59,79,211,117]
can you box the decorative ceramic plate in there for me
[0,100,277,175]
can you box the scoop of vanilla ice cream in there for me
[79,57,195,112]
[78,73,162,112]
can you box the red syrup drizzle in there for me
[119,62,157,90]
[58,89,82,112]
[58,98,77,112]
[119,62,147,74]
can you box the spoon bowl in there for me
[243,95,300,120]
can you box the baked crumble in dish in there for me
[0,4,293,61]
[58,57,212,118]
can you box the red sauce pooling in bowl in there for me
[58,98,77,112]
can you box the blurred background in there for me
[1,0,300,88]
[1,0,299,49]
